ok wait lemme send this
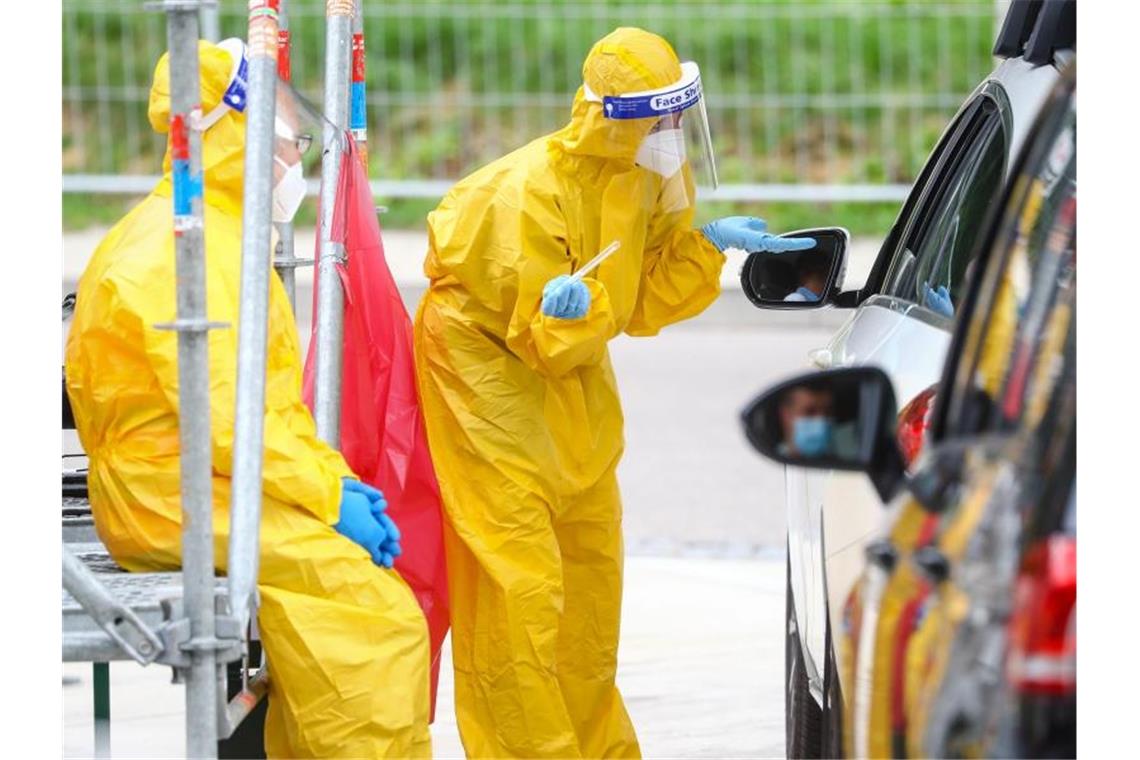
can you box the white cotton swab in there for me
[567,240,621,283]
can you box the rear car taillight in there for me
[1007,535,1076,695]
[896,384,938,468]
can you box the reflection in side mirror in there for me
[740,227,850,309]
[740,367,907,501]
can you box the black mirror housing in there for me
[739,227,850,310]
[740,366,907,501]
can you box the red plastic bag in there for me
[303,136,449,715]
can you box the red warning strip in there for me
[352,33,366,82]
[277,30,291,82]
[170,113,189,161]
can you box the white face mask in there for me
[272,156,306,223]
[635,127,687,179]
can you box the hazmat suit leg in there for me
[414,300,639,758]
[99,476,434,758]
[250,494,433,759]
[552,466,639,759]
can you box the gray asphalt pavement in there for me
[612,321,834,555]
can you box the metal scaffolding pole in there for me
[226,0,281,635]
[313,0,354,446]
[161,3,218,755]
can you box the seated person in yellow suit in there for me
[64,39,431,758]
[414,26,815,758]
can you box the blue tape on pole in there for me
[172,159,202,216]
[602,76,702,120]
[350,81,367,132]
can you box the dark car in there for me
[741,61,1076,757]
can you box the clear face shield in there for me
[271,82,327,222]
[584,60,718,203]
[198,38,331,223]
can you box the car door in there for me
[828,91,1010,400]
[841,73,1076,756]
[786,89,1014,697]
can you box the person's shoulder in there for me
[87,196,176,292]
[784,292,807,302]
[447,138,550,195]
[429,139,558,230]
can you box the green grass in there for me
[63,191,901,241]
[63,194,142,231]
[63,0,996,236]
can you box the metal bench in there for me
[63,495,98,544]
[62,520,268,755]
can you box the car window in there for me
[942,94,1076,440]
[881,100,1007,317]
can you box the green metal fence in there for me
[63,0,1000,201]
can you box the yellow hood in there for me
[148,39,246,216]
[550,27,683,169]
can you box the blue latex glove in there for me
[342,478,402,565]
[373,509,402,567]
[334,479,391,567]
[923,282,954,317]
[701,216,816,254]
[541,275,591,319]
[342,478,385,504]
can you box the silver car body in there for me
[785,55,1061,704]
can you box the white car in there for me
[736,3,1074,755]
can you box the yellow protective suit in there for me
[64,41,431,758]
[413,27,725,758]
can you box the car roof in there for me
[981,57,1060,171]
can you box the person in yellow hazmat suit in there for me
[414,26,816,758]
[65,39,431,758]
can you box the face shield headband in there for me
[582,60,718,190]
[196,38,250,132]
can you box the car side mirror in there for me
[739,227,850,309]
[740,366,907,501]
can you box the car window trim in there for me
[904,105,1002,265]
[859,97,982,300]
[928,67,1076,446]
[879,99,1006,304]
[862,88,1010,302]
[860,294,954,331]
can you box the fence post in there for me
[226,0,281,636]
[200,3,220,42]
[93,662,110,757]
[161,3,219,755]
[313,0,355,447]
